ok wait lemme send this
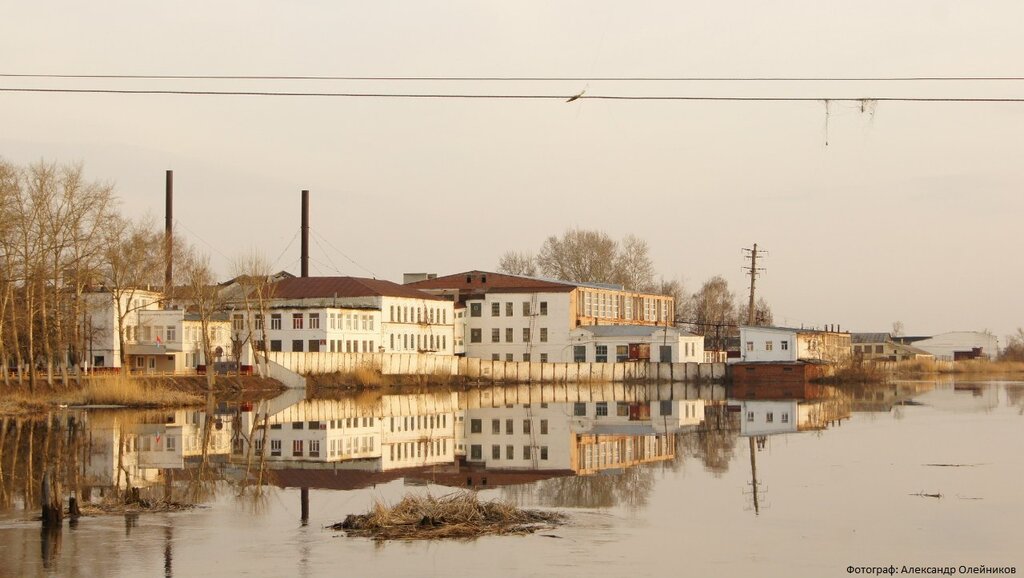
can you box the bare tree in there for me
[737,297,773,327]
[229,250,275,377]
[656,277,691,321]
[613,234,656,291]
[1000,328,1024,362]
[690,276,737,350]
[496,250,538,277]
[535,229,618,284]
[179,249,226,390]
[98,216,162,374]
[891,320,905,338]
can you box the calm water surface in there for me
[0,379,1021,577]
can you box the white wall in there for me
[463,292,573,362]
[737,327,799,363]
[909,331,1000,361]
[463,404,573,470]
[737,400,799,436]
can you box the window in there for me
[522,328,531,342]
[492,419,500,434]
[573,345,586,362]
[165,436,176,452]
[505,302,513,316]
[540,419,548,434]
[270,423,282,430]
[505,328,513,342]
[166,326,176,341]
[271,440,281,456]
[522,302,531,316]
[506,419,514,434]
[616,345,629,362]
[292,421,304,430]
[292,440,304,456]
[523,420,531,434]
[573,402,587,416]
[309,340,320,353]
[596,402,608,416]
[492,445,501,459]
[308,421,320,429]
[540,446,548,460]
[505,353,513,362]
[232,314,244,331]
[746,411,755,422]
[781,412,790,423]
[255,314,264,330]
[661,400,673,416]
[271,314,282,330]
[766,412,774,423]
[470,445,482,460]
[292,313,303,329]
[595,345,608,363]
[540,353,548,363]
[309,313,320,329]
[539,301,548,315]
[470,419,482,433]
[492,353,500,361]
[781,340,789,350]
[539,328,548,342]
[522,353,531,362]
[746,342,754,352]
[506,445,514,459]
[309,440,320,457]
[470,303,481,317]
[617,403,630,417]
[491,302,500,316]
[523,445,532,460]
[765,341,773,351]
[292,340,303,352]
[875,345,884,354]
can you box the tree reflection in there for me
[529,465,658,510]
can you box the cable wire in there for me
[5,73,1024,82]
[2,86,1024,102]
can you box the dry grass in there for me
[332,492,565,541]
[942,360,1024,374]
[67,376,202,407]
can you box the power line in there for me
[270,230,300,271]
[2,86,1024,102]
[5,73,1024,82]
[310,229,377,278]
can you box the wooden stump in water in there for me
[40,471,63,528]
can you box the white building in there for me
[568,325,704,363]
[736,326,852,364]
[84,289,231,372]
[899,331,1000,361]
[235,276,455,361]
[407,271,675,362]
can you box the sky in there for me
[2,1,1022,343]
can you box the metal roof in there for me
[576,325,694,337]
[268,276,445,301]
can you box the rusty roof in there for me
[408,270,577,292]
[267,276,446,301]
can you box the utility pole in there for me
[742,244,767,326]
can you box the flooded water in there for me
[0,379,1021,577]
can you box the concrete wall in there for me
[268,351,725,383]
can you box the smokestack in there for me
[164,170,173,307]
[301,190,309,278]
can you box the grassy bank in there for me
[307,366,468,390]
[0,374,286,417]
[896,359,1024,376]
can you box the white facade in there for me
[905,331,1000,361]
[568,326,705,363]
[463,291,573,362]
[737,326,852,364]
[737,400,799,437]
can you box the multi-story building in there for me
[84,289,232,372]
[568,325,705,363]
[407,270,675,362]
[235,276,455,357]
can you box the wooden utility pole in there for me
[742,244,767,325]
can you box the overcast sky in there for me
[2,1,1022,342]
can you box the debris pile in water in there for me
[331,492,565,540]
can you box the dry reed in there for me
[68,376,202,407]
[332,492,565,540]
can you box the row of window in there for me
[574,400,676,417]
[469,418,550,435]
[389,305,448,325]
[469,301,549,318]
[389,414,448,432]
[389,439,448,461]
[489,353,549,362]
[854,345,885,354]
[746,411,790,424]
[258,339,377,353]
[469,327,549,343]
[469,444,549,461]
[269,418,375,430]
[577,290,671,322]
[745,340,790,352]
[256,436,376,458]
[389,333,447,351]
